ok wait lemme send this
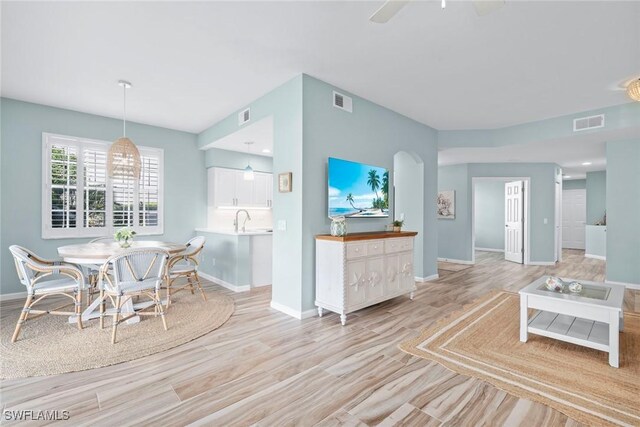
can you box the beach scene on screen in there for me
[328,157,389,218]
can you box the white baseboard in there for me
[605,279,640,290]
[198,272,251,293]
[0,291,27,302]
[585,254,606,261]
[475,247,504,253]
[270,300,316,320]
[415,274,439,282]
[437,257,474,265]
[526,261,556,266]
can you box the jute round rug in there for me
[0,290,234,379]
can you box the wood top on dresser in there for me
[315,231,418,242]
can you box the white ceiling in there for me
[203,116,274,157]
[438,126,640,179]
[2,1,639,134]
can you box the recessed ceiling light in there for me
[262,149,271,153]
[581,162,592,166]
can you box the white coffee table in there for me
[519,276,625,368]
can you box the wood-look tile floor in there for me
[1,250,637,426]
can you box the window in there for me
[42,133,164,239]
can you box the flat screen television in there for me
[328,157,389,218]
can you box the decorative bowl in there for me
[544,276,565,292]
[568,281,583,293]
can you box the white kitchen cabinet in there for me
[315,231,418,325]
[212,168,237,207]
[210,167,273,208]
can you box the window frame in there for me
[41,132,164,239]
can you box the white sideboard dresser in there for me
[315,231,418,325]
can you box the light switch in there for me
[277,220,287,231]
[400,213,405,221]
[543,218,548,225]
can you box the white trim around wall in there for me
[415,274,439,282]
[437,257,474,265]
[527,261,557,266]
[585,254,606,261]
[605,279,640,290]
[475,247,505,253]
[198,272,251,293]
[270,301,317,320]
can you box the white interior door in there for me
[505,181,524,264]
[562,189,586,249]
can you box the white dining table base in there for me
[68,296,167,325]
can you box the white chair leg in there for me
[11,294,33,343]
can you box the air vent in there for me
[573,114,604,132]
[238,108,250,126]
[333,91,352,113]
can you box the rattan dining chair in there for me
[166,236,207,306]
[98,248,169,344]
[9,245,85,342]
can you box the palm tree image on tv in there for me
[328,157,389,218]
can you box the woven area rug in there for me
[1,290,234,379]
[399,291,640,427]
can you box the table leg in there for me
[68,294,140,325]
[520,295,528,343]
[609,311,619,368]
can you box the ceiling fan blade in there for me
[472,0,505,16]
[369,0,411,24]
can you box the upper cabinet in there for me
[210,167,273,208]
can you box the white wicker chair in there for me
[98,248,169,344]
[166,236,206,306]
[9,245,85,342]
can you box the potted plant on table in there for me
[392,220,404,233]
[114,227,136,248]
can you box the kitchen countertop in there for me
[195,228,273,236]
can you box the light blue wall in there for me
[205,148,273,173]
[438,163,558,263]
[563,179,586,190]
[438,102,640,149]
[606,140,640,285]
[198,76,305,312]
[438,165,471,261]
[0,98,207,295]
[198,231,251,286]
[585,225,606,258]
[301,75,439,310]
[586,171,606,225]
[474,180,505,251]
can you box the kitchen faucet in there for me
[234,209,251,233]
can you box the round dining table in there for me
[58,240,186,265]
[58,240,186,325]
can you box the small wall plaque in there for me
[278,172,292,193]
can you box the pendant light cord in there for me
[123,83,127,137]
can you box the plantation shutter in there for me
[139,155,160,227]
[83,145,108,229]
[42,133,163,238]
[49,140,79,230]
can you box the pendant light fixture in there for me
[627,78,640,102]
[108,80,141,179]
[243,141,255,181]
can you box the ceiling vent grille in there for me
[238,108,250,126]
[573,114,604,132]
[333,91,352,113]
